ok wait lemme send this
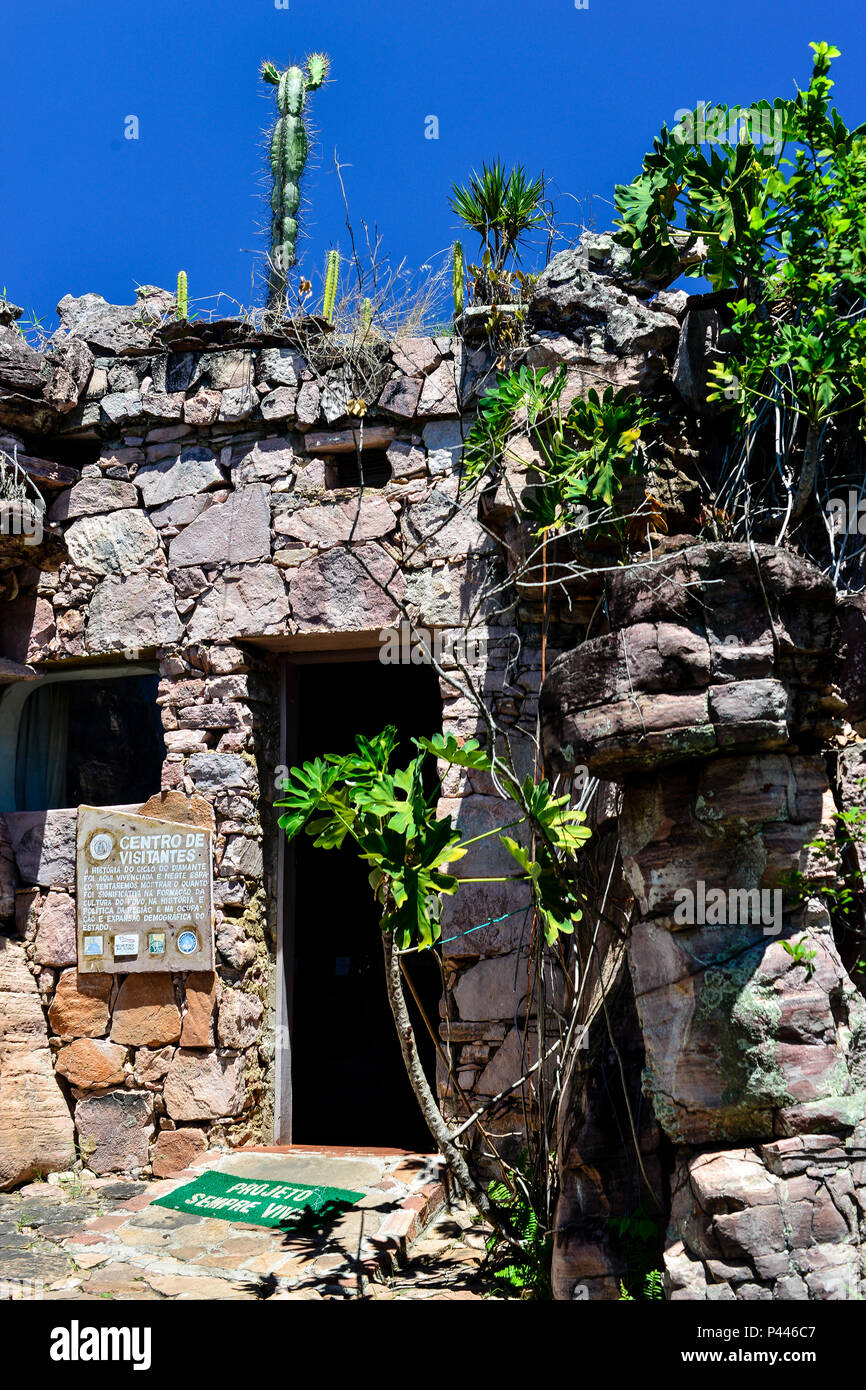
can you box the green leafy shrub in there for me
[276,727,591,949]
[614,42,866,524]
[449,159,545,330]
[485,1155,553,1298]
[782,776,866,974]
[461,364,656,545]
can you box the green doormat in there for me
[151,1170,365,1228]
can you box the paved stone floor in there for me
[0,1147,506,1301]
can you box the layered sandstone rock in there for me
[0,937,75,1188]
[542,541,866,1299]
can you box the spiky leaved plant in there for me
[322,249,340,324]
[176,270,188,321]
[261,52,329,312]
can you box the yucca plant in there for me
[450,160,545,275]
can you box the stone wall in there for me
[0,303,564,1184]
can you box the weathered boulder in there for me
[215,920,256,971]
[49,477,139,521]
[289,542,405,630]
[48,969,111,1039]
[531,240,680,356]
[422,420,464,476]
[110,975,182,1047]
[151,1126,208,1177]
[665,1140,864,1300]
[453,952,531,1022]
[33,891,77,967]
[86,572,183,653]
[276,496,396,548]
[256,348,304,388]
[541,536,866,1298]
[53,291,164,355]
[630,912,866,1144]
[216,990,262,1049]
[542,543,843,779]
[134,445,225,509]
[0,593,56,664]
[65,509,160,576]
[8,811,77,886]
[186,752,257,795]
[180,973,217,1047]
[163,1049,245,1121]
[185,563,288,641]
[168,484,271,568]
[74,1090,153,1173]
[55,1038,127,1089]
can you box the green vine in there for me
[461,364,657,546]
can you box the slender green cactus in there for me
[360,297,373,333]
[322,249,340,324]
[261,52,329,311]
[176,270,188,321]
[453,241,465,318]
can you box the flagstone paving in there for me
[0,1147,506,1301]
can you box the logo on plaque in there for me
[76,805,215,974]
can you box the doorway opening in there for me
[285,656,444,1150]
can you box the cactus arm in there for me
[305,53,329,90]
[176,270,188,321]
[453,241,465,318]
[322,249,340,323]
[262,53,330,312]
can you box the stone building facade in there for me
[0,281,585,1185]
[2,236,864,1301]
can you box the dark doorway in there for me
[287,657,444,1150]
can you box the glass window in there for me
[10,673,165,812]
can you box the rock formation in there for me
[542,540,866,1299]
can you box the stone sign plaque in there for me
[76,805,214,973]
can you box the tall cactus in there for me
[452,241,465,318]
[322,250,340,324]
[261,52,329,312]
[176,270,188,321]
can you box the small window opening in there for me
[325,450,392,489]
[11,673,165,811]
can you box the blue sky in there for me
[2,0,865,330]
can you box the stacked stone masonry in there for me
[5,267,659,1184]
